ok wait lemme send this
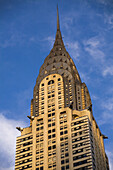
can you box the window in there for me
[64,130,68,134]
[52,134,56,138]
[52,123,55,126]
[61,160,64,164]
[66,159,69,163]
[66,165,69,169]
[52,129,55,132]
[52,112,55,116]
[58,78,61,81]
[65,153,69,157]
[60,131,63,135]
[48,130,51,133]
[48,80,54,85]
[48,135,51,139]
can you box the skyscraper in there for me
[15,8,109,170]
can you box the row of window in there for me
[16,152,32,160]
[36,166,43,170]
[16,147,32,154]
[71,118,88,126]
[36,143,43,149]
[36,138,43,143]
[36,132,43,137]
[36,154,43,160]
[36,160,43,166]
[60,119,67,124]
[72,141,90,149]
[48,122,55,127]
[48,156,56,163]
[48,133,56,139]
[15,164,32,169]
[16,158,32,166]
[36,149,43,154]
[48,139,56,145]
[36,126,43,131]
[61,165,69,170]
[41,78,61,87]
[61,159,69,164]
[16,136,32,143]
[48,112,55,117]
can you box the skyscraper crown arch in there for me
[33,7,86,115]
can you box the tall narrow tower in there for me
[15,8,109,170]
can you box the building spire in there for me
[57,5,60,30]
[53,5,65,48]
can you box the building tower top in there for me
[33,7,92,116]
[53,6,65,48]
[57,5,60,30]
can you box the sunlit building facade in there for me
[15,8,109,170]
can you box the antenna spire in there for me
[57,5,60,30]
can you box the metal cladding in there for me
[33,9,91,117]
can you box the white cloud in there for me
[98,111,113,126]
[102,97,113,111]
[97,97,113,127]
[84,38,100,48]
[98,0,108,5]
[62,16,73,30]
[102,66,113,76]
[106,150,113,170]
[67,41,80,60]
[105,14,113,29]
[83,36,105,63]
[0,33,26,48]
[80,72,90,83]
[0,113,26,169]
[42,36,54,49]
[91,95,99,101]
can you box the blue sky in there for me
[0,0,113,169]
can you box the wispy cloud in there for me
[106,150,113,170]
[102,66,113,76]
[0,32,27,48]
[80,72,90,83]
[67,41,80,60]
[41,36,54,50]
[101,97,113,111]
[98,0,108,5]
[91,94,99,101]
[83,36,105,63]
[104,14,113,30]
[0,112,26,169]
[98,111,113,126]
[62,16,73,30]
[98,97,113,126]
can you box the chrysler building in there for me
[15,7,109,170]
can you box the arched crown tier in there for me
[33,7,92,117]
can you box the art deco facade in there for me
[15,8,109,170]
